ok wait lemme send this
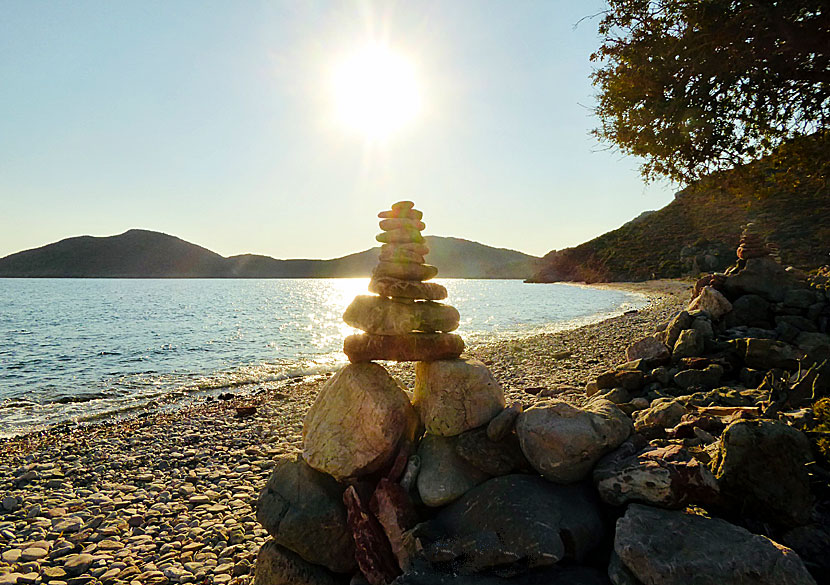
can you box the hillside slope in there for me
[530,163,830,284]
[0,230,540,279]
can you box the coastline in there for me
[0,279,691,584]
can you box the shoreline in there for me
[0,279,691,585]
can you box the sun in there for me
[331,43,421,140]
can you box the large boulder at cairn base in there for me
[303,363,418,481]
[343,295,459,335]
[256,456,355,573]
[415,434,490,507]
[344,333,464,363]
[415,475,603,575]
[712,419,813,527]
[613,504,816,585]
[413,358,505,436]
[517,399,632,483]
[254,540,342,585]
[593,442,719,508]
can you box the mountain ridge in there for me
[0,229,541,279]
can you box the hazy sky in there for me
[0,0,674,260]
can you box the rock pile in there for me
[251,216,828,585]
[735,222,770,260]
[343,201,464,363]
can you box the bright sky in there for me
[0,0,674,260]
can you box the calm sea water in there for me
[0,279,644,437]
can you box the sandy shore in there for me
[0,279,691,585]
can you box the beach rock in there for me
[256,456,355,573]
[64,553,95,577]
[416,434,490,507]
[595,370,645,391]
[614,504,816,585]
[723,257,804,302]
[726,294,771,328]
[517,399,632,483]
[413,359,505,436]
[392,565,610,585]
[303,363,418,481]
[785,289,819,309]
[454,426,527,476]
[673,364,724,390]
[777,314,818,333]
[688,286,732,320]
[376,230,426,245]
[418,475,603,574]
[344,485,401,585]
[370,479,418,571]
[633,399,687,433]
[254,540,342,585]
[344,333,464,363]
[625,336,670,363]
[672,329,704,358]
[369,277,447,301]
[1,495,19,512]
[594,442,719,508]
[379,218,426,233]
[664,311,693,348]
[712,419,813,527]
[373,262,438,281]
[486,403,523,441]
[343,296,459,335]
[781,525,830,579]
[743,338,802,369]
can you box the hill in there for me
[529,152,830,283]
[0,230,540,279]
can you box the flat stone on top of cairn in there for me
[343,201,463,363]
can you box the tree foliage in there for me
[591,0,829,185]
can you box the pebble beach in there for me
[0,279,690,585]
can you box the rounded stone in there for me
[343,333,464,363]
[302,363,418,481]
[373,261,437,281]
[376,229,425,245]
[369,277,447,301]
[414,358,506,436]
[379,218,426,232]
[343,295,460,335]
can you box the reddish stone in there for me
[370,479,418,571]
[344,333,464,363]
[379,218,426,232]
[343,485,401,585]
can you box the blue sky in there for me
[0,0,674,260]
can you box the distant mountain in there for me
[529,140,830,283]
[0,229,541,279]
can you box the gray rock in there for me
[687,286,732,321]
[303,363,418,481]
[343,295,460,335]
[417,475,603,574]
[742,338,802,370]
[712,419,813,527]
[517,399,632,483]
[777,315,818,333]
[486,403,523,442]
[414,359,505,437]
[416,434,490,507]
[673,364,724,390]
[633,399,687,433]
[672,329,703,358]
[455,426,527,476]
[785,289,819,309]
[254,540,342,585]
[256,456,355,573]
[725,294,771,328]
[724,257,806,302]
[664,311,693,349]
[594,442,719,508]
[64,553,94,577]
[614,504,816,585]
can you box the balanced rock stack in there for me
[736,222,769,260]
[343,201,464,363]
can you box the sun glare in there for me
[332,43,421,140]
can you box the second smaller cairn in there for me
[343,201,464,362]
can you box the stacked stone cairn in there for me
[252,216,827,585]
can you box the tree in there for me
[591,0,829,185]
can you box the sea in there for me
[0,278,645,438]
